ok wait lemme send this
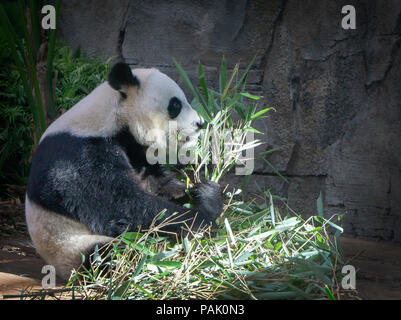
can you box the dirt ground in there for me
[1,195,401,300]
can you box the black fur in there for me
[27,129,222,237]
[168,97,182,119]
[114,127,163,178]
[107,62,139,93]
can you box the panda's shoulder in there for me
[27,131,132,204]
[30,132,129,177]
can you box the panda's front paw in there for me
[168,179,187,199]
[191,181,223,223]
[159,179,187,200]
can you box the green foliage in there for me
[0,0,60,138]
[174,57,272,183]
[0,0,110,194]
[0,69,33,186]
[53,46,111,111]
[174,56,267,125]
[0,44,110,194]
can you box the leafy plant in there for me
[0,68,33,186]
[53,46,112,112]
[174,57,272,184]
[0,0,60,145]
[0,43,110,193]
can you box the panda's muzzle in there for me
[195,120,205,131]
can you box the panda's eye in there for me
[168,97,182,119]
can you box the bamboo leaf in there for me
[45,0,60,120]
[219,55,227,94]
[240,92,263,100]
[317,192,324,218]
[221,63,239,102]
[198,60,209,105]
[250,107,274,120]
[239,53,257,86]
[262,157,289,183]
[173,58,211,121]
[28,0,40,58]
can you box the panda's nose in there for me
[196,120,205,130]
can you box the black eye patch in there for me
[168,97,182,119]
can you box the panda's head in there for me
[108,62,204,151]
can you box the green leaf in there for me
[156,209,167,221]
[240,92,263,100]
[254,291,299,299]
[250,107,274,120]
[198,60,209,106]
[131,283,156,300]
[257,148,279,158]
[122,232,142,244]
[153,250,178,261]
[317,192,324,217]
[45,0,61,121]
[113,281,130,299]
[221,63,239,102]
[239,54,258,86]
[324,286,336,300]
[314,216,344,233]
[219,56,227,94]
[174,58,211,121]
[244,127,263,134]
[262,157,289,183]
[148,260,181,268]
[28,0,40,57]
[269,192,275,227]
[240,175,251,190]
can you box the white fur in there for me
[42,82,121,140]
[43,68,202,149]
[26,196,113,280]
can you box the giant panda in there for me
[25,62,222,280]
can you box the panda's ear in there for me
[108,62,140,99]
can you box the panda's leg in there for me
[25,196,113,280]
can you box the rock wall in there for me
[57,0,401,242]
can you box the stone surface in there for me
[340,237,401,300]
[58,0,130,60]
[57,0,401,242]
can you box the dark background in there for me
[57,0,401,243]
